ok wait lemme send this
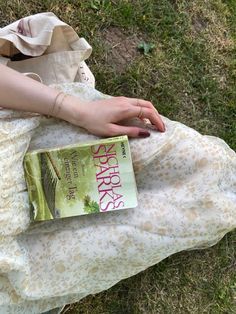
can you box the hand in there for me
[60,95,165,138]
[0,65,164,135]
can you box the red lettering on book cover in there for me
[92,143,125,211]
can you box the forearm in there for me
[0,64,63,116]
[0,65,165,138]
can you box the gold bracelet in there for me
[47,91,64,118]
[54,92,68,118]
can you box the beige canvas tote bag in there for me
[0,12,95,87]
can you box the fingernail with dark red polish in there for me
[138,131,151,138]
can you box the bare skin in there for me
[0,64,165,137]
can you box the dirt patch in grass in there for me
[192,14,208,33]
[99,27,145,72]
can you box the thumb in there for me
[108,124,151,138]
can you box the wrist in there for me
[55,94,85,127]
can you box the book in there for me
[24,135,138,221]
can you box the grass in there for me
[0,0,235,313]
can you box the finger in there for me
[135,107,165,132]
[128,98,156,110]
[108,124,151,138]
[138,101,165,131]
[127,98,165,130]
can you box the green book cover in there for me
[24,136,138,221]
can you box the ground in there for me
[0,0,235,313]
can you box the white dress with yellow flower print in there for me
[0,82,235,313]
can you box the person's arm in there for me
[0,64,165,137]
[0,64,65,115]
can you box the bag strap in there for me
[0,56,43,83]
